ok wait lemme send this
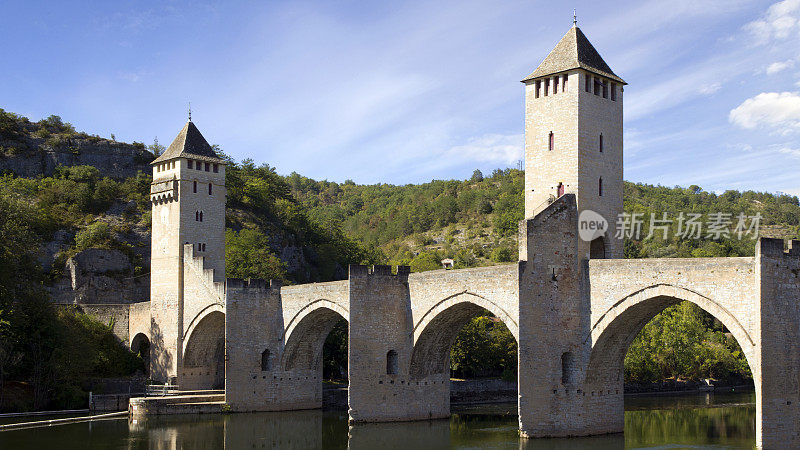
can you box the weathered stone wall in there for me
[524,71,623,259]
[517,194,584,438]
[149,155,226,383]
[348,265,422,422]
[225,278,330,411]
[128,301,151,344]
[755,238,800,449]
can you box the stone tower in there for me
[522,25,625,259]
[148,120,227,382]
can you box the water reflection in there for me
[0,391,755,449]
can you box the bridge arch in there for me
[181,306,225,389]
[585,284,757,386]
[410,292,519,380]
[282,300,349,372]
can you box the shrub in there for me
[490,246,516,262]
[74,222,112,251]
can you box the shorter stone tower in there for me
[522,25,625,259]
[149,120,227,382]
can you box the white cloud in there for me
[443,133,523,165]
[766,60,795,74]
[698,82,722,95]
[744,0,800,44]
[729,92,800,132]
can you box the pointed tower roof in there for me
[522,26,625,84]
[152,121,226,165]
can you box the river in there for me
[0,390,755,449]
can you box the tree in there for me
[470,169,484,183]
[149,137,165,157]
[225,229,288,282]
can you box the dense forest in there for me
[2,108,800,410]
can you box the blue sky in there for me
[2,1,799,194]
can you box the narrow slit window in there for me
[599,134,604,153]
[561,352,574,384]
[562,74,568,92]
[599,178,603,197]
[199,211,203,222]
[602,81,608,99]
[552,76,558,94]
[193,181,197,193]
[386,350,398,375]
[208,183,213,195]
[213,164,219,173]
[205,162,210,172]
[594,78,601,95]
[585,75,591,92]
[611,83,617,101]
[195,211,199,221]
[548,132,554,151]
[535,80,541,98]
[544,78,549,96]
[188,160,193,169]
[261,349,271,371]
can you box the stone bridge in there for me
[128,194,799,448]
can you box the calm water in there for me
[0,391,755,449]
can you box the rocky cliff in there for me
[0,110,153,179]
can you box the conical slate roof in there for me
[522,26,625,84]
[152,121,226,165]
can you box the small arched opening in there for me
[131,333,150,377]
[590,237,606,259]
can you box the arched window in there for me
[599,178,603,197]
[561,352,574,384]
[548,132,554,151]
[599,134,603,152]
[199,211,203,222]
[261,349,271,371]
[195,211,199,221]
[386,350,398,375]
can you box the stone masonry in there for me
[126,24,800,449]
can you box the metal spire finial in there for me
[573,9,577,26]
[188,102,192,122]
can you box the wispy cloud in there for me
[766,60,795,74]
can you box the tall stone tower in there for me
[522,25,625,259]
[149,120,227,382]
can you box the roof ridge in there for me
[522,26,625,84]
[152,121,226,165]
